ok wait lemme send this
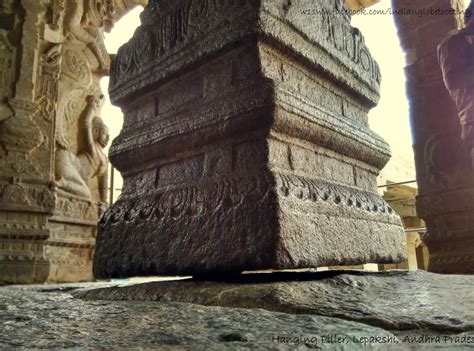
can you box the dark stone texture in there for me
[1,282,399,350]
[94,0,406,278]
[77,271,474,334]
[2,271,474,349]
[392,0,474,274]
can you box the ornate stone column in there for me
[392,0,474,273]
[0,0,138,283]
[0,0,53,283]
[94,0,406,278]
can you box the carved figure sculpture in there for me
[49,0,65,31]
[63,0,110,70]
[438,2,474,167]
[55,94,109,202]
[55,0,112,149]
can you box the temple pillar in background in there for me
[392,0,474,273]
[0,0,143,284]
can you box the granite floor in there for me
[1,270,473,350]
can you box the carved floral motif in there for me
[103,173,396,228]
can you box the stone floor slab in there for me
[1,271,474,349]
[2,283,396,350]
[77,271,474,334]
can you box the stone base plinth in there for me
[94,166,405,277]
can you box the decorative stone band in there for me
[277,173,396,218]
[273,86,390,170]
[108,80,274,173]
[0,181,55,213]
[109,80,390,175]
[102,173,397,227]
[101,173,273,226]
[51,194,102,224]
[109,0,380,106]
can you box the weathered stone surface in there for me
[0,1,148,284]
[1,282,398,350]
[94,0,406,278]
[2,271,474,349]
[78,271,474,334]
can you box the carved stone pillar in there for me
[392,0,474,273]
[0,0,117,283]
[94,0,406,278]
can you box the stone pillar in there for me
[392,0,474,273]
[94,0,406,278]
[0,0,121,284]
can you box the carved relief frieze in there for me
[0,0,146,283]
[55,94,109,203]
[103,173,271,226]
[110,0,253,92]
[54,195,99,222]
[0,99,44,177]
[104,173,397,228]
[276,173,395,216]
[0,180,55,210]
[36,44,61,122]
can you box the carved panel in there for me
[103,174,272,226]
[110,0,254,97]
[52,0,112,204]
[0,181,55,210]
[105,173,396,227]
[0,99,44,177]
[36,44,61,122]
[54,195,100,222]
[423,132,471,190]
